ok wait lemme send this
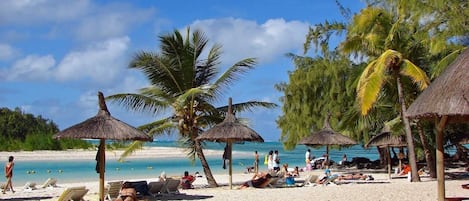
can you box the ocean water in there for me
[11,141,380,185]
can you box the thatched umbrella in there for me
[365,131,407,179]
[298,114,357,168]
[197,97,264,189]
[407,47,469,201]
[53,91,153,201]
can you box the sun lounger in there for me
[267,177,282,188]
[148,181,166,196]
[23,182,37,191]
[40,178,58,189]
[57,186,88,201]
[105,181,123,201]
[163,178,181,194]
[302,173,319,187]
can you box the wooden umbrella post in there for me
[228,141,233,189]
[436,116,448,201]
[99,139,105,201]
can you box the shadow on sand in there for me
[147,193,213,201]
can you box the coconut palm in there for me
[107,27,276,187]
[341,7,430,181]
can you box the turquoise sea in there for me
[12,141,382,185]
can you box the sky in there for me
[0,0,366,142]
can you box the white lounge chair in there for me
[40,178,58,189]
[302,173,319,187]
[163,178,180,194]
[57,186,88,201]
[148,181,166,196]
[105,181,123,201]
[23,182,37,191]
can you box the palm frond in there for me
[356,59,387,115]
[218,101,278,114]
[138,118,175,136]
[400,60,430,90]
[211,58,257,98]
[118,141,145,162]
[431,47,465,79]
[106,93,168,114]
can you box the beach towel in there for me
[264,155,268,165]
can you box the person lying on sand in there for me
[337,173,373,181]
[115,182,137,201]
[239,172,272,189]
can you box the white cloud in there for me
[55,37,130,84]
[4,54,55,81]
[75,4,154,41]
[190,18,309,64]
[0,44,17,60]
[0,0,90,25]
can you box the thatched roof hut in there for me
[407,48,469,123]
[54,91,152,201]
[197,97,263,189]
[407,47,469,201]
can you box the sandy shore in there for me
[1,169,469,201]
[0,148,468,200]
[0,147,227,161]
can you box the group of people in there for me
[115,170,197,201]
[266,150,281,172]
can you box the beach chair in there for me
[302,173,319,187]
[148,181,166,196]
[40,178,58,189]
[163,178,181,194]
[105,181,123,201]
[57,186,88,201]
[267,177,282,188]
[321,174,339,186]
[23,182,37,191]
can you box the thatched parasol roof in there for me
[197,97,263,189]
[54,92,152,141]
[364,132,407,148]
[53,91,152,201]
[197,98,264,143]
[298,115,356,146]
[407,47,469,122]
[406,47,469,201]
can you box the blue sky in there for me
[0,0,365,141]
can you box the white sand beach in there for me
[1,147,468,201]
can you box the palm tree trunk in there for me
[195,140,219,187]
[396,75,421,182]
[417,122,436,178]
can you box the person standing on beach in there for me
[253,151,259,173]
[267,150,274,171]
[305,149,312,171]
[273,150,280,171]
[3,156,14,194]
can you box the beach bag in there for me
[285,177,295,185]
[264,155,268,165]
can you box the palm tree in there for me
[107,27,276,187]
[341,7,430,181]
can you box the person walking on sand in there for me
[3,156,15,194]
[253,151,259,173]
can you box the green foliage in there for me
[276,51,358,150]
[0,107,92,151]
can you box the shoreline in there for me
[0,147,227,161]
